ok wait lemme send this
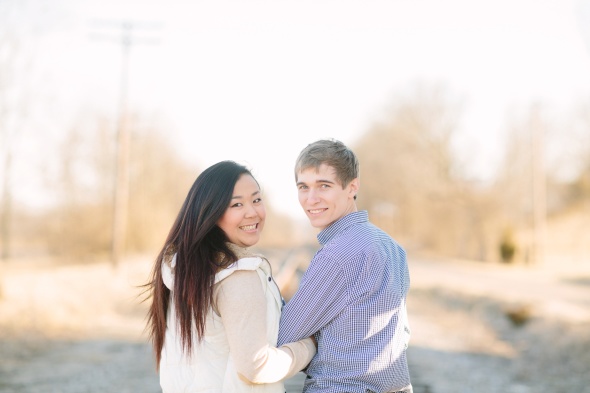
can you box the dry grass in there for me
[0,256,152,341]
[1,251,589,392]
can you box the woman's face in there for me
[217,174,266,248]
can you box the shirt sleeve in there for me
[277,253,350,346]
[216,270,316,384]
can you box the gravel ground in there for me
[406,288,590,393]
[0,254,588,393]
[0,338,159,393]
[405,257,590,393]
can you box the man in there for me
[277,139,412,393]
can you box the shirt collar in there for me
[317,210,368,245]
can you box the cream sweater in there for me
[159,251,315,393]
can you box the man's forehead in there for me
[297,164,338,181]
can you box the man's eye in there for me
[253,198,262,204]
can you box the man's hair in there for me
[295,139,360,188]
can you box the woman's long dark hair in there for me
[145,160,254,369]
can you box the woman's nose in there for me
[244,204,258,217]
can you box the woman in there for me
[145,161,315,392]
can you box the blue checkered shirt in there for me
[278,211,412,393]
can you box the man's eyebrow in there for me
[315,179,336,184]
[296,179,336,186]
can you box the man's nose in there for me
[306,188,320,203]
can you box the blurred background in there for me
[0,0,589,392]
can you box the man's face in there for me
[296,164,358,230]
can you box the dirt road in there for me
[0,254,588,392]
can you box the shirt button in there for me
[268,277,272,282]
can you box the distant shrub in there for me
[499,229,516,263]
[505,304,532,327]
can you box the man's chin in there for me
[307,217,326,229]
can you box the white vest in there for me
[159,256,285,393]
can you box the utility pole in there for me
[530,103,546,266]
[89,20,159,268]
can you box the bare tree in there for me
[38,112,114,259]
[569,98,590,200]
[0,1,33,260]
[492,104,558,264]
[355,83,478,257]
[125,118,197,255]
[37,112,203,261]
[0,0,60,260]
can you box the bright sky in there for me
[18,0,590,218]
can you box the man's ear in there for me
[348,178,359,199]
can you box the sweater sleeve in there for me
[215,270,316,384]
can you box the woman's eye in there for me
[230,202,243,208]
[253,198,262,204]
